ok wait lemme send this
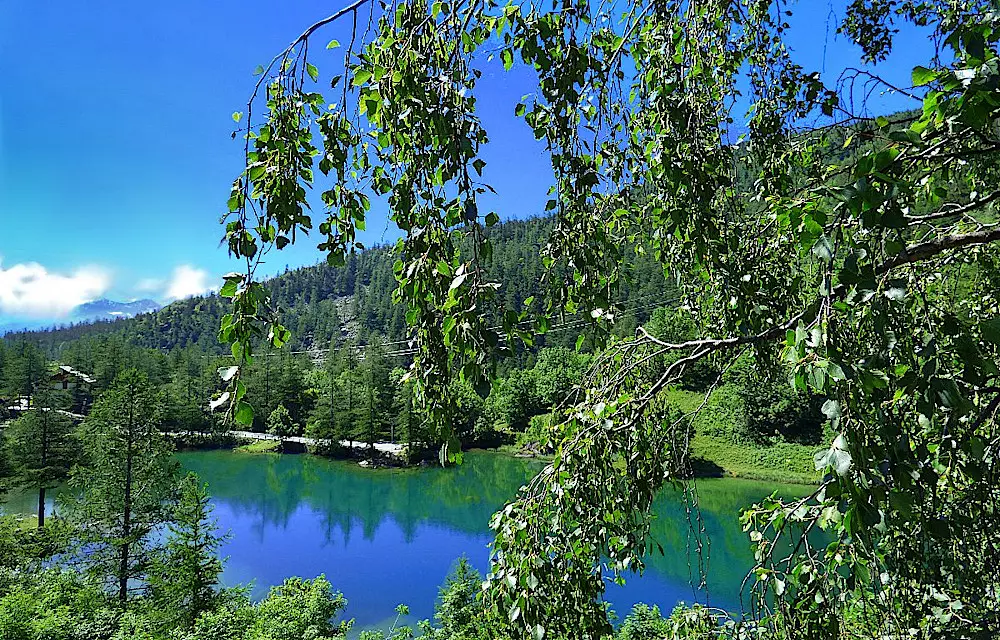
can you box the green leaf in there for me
[814,434,851,476]
[912,65,936,86]
[962,31,985,61]
[326,39,341,49]
[306,63,320,82]
[811,234,834,262]
[232,111,242,123]
[827,362,846,381]
[220,280,239,298]
[449,273,467,291]
[252,64,265,76]
[821,398,840,421]
[442,315,457,336]
[884,285,906,301]
[353,69,372,86]
[234,401,254,426]
[981,318,1000,345]
[508,603,521,622]
[501,49,514,71]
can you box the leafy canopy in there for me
[218,1,1000,637]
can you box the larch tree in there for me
[3,390,77,528]
[2,341,47,408]
[67,369,178,606]
[307,341,356,452]
[215,0,1000,637]
[359,337,392,458]
[150,472,227,630]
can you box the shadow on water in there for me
[172,450,814,629]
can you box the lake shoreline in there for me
[165,430,819,486]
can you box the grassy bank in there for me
[502,389,822,485]
[501,436,819,485]
[233,439,281,454]
[668,388,821,485]
[690,434,819,484]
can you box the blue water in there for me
[1,449,809,632]
[172,450,808,631]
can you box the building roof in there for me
[53,365,96,384]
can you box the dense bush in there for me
[266,404,299,438]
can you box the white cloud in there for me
[135,277,165,293]
[165,265,216,300]
[0,261,111,318]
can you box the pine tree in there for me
[3,390,76,528]
[66,369,178,605]
[358,339,392,460]
[150,473,227,629]
[2,341,47,407]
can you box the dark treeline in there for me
[1,315,825,476]
[0,334,601,454]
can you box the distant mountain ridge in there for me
[0,299,161,337]
[72,298,161,322]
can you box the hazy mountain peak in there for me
[72,298,161,322]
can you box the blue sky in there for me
[0,0,931,323]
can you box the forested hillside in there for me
[1,214,691,456]
[12,215,673,357]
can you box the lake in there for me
[2,450,810,633]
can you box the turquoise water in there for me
[174,450,807,630]
[3,450,810,632]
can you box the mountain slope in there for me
[6,216,675,356]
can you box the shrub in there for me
[266,405,299,438]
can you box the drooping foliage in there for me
[215,0,1000,637]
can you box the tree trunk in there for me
[37,487,45,529]
[348,381,354,448]
[119,392,135,607]
[118,540,130,606]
